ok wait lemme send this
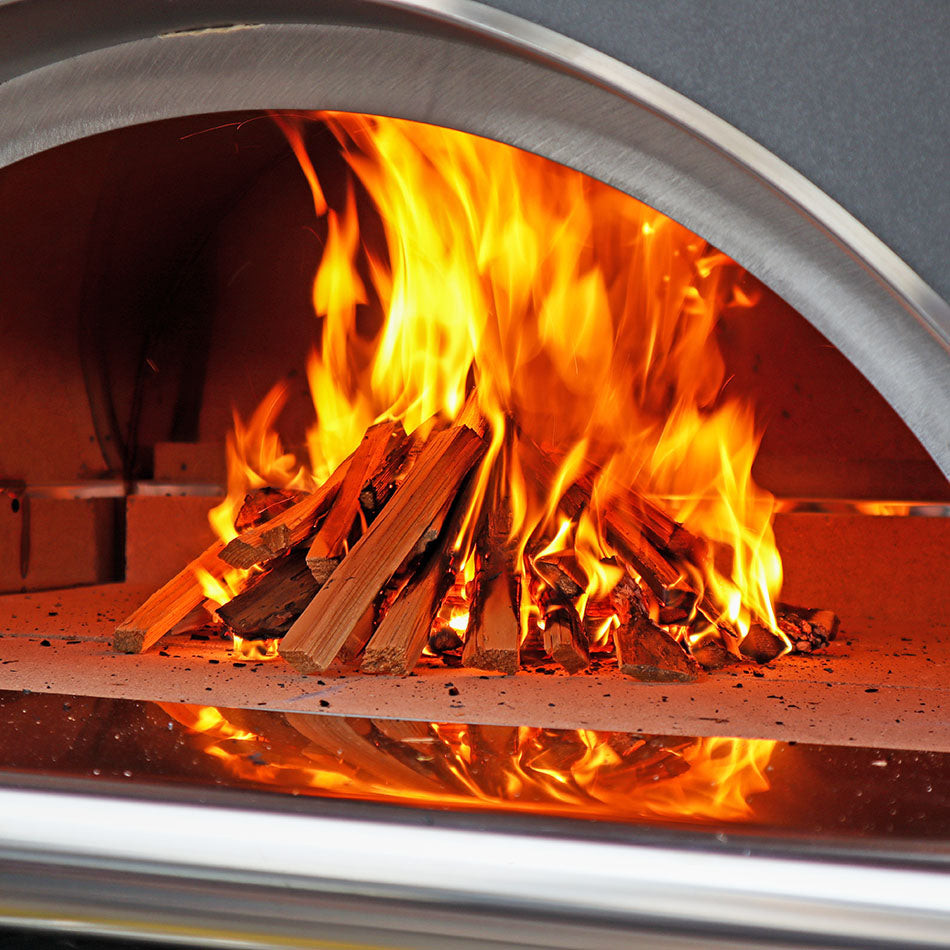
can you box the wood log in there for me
[360,543,458,675]
[691,639,736,670]
[361,468,477,675]
[308,556,339,586]
[217,550,321,638]
[279,424,487,673]
[533,557,583,599]
[335,602,376,667]
[739,623,788,664]
[614,617,702,682]
[428,625,464,654]
[114,539,227,653]
[307,420,408,566]
[462,480,521,675]
[540,589,589,673]
[462,564,521,674]
[218,459,351,569]
[234,487,307,532]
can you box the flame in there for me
[205,111,786,659]
[232,635,280,661]
[159,703,776,825]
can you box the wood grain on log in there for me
[217,551,321,637]
[307,420,407,565]
[234,487,307,532]
[540,588,589,674]
[362,463,479,675]
[218,459,352,569]
[114,539,227,654]
[279,425,487,674]
[462,475,521,675]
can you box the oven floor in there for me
[0,583,946,752]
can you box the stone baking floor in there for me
[0,581,947,752]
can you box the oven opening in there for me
[1,111,947,831]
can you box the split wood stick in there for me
[219,458,352,570]
[217,551,321,638]
[360,539,457,675]
[539,589,589,674]
[280,425,487,673]
[462,482,520,675]
[455,388,490,438]
[234,487,307,533]
[543,614,589,674]
[307,420,407,565]
[461,565,520,673]
[114,539,227,654]
[335,602,376,667]
[614,616,702,682]
[285,712,445,794]
[360,473,475,675]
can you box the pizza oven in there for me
[0,2,948,948]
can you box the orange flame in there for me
[205,111,786,658]
[159,703,775,825]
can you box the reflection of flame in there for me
[201,112,787,657]
[158,703,775,825]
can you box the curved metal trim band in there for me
[0,0,947,474]
[1,787,949,948]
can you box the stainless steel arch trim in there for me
[0,5,947,475]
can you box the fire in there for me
[158,703,775,825]
[201,111,786,658]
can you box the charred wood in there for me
[614,617,702,683]
[217,549,321,638]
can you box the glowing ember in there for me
[195,111,789,665]
[232,635,280,661]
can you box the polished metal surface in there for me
[0,786,948,949]
[0,2,946,480]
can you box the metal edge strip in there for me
[0,787,949,947]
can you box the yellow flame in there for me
[160,703,776,825]
[232,635,280,661]
[208,111,785,657]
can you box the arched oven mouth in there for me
[0,1,948,896]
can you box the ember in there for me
[115,113,838,677]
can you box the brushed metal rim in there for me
[1,787,949,948]
[0,1,947,475]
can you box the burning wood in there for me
[279,424,486,673]
[114,116,843,678]
[306,420,408,564]
[114,539,228,654]
[462,471,521,675]
[115,397,841,678]
[216,549,321,639]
